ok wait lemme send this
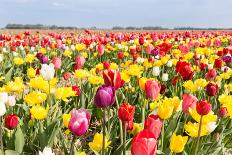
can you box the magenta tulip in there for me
[94,85,115,108]
[68,108,91,136]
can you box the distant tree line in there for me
[5,24,78,29]
[4,24,232,30]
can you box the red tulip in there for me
[218,107,228,118]
[206,82,218,96]
[63,72,71,80]
[5,114,18,130]
[145,80,161,101]
[72,85,81,96]
[103,61,111,69]
[131,130,157,155]
[182,94,198,114]
[103,69,121,90]
[176,61,194,81]
[214,59,223,69]
[118,103,135,122]
[117,52,124,59]
[205,69,217,81]
[196,100,212,116]
[139,37,144,45]
[144,114,162,139]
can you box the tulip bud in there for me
[196,100,212,115]
[68,108,90,136]
[4,114,18,130]
[138,77,147,91]
[162,73,169,81]
[6,96,16,107]
[118,103,135,123]
[94,85,115,108]
[103,69,121,90]
[206,82,218,96]
[152,66,160,76]
[63,72,71,80]
[144,114,162,139]
[218,107,228,118]
[0,102,6,116]
[52,57,62,70]
[145,80,161,101]
[182,94,198,114]
[72,85,81,96]
[167,60,173,67]
[103,61,111,69]
[75,55,85,68]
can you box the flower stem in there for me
[70,135,76,155]
[142,105,145,125]
[115,93,123,145]
[161,120,165,151]
[0,117,3,151]
[195,115,203,155]
[102,108,106,155]
[123,122,127,155]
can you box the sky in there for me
[0,0,232,28]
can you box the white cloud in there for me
[52,2,65,7]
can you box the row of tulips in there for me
[0,30,232,155]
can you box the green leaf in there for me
[15,127,25,154]
[156,150,165,154]
[5,150,20,155]
[47,124,60,147]
[5,67,13,82]
[112,139,132,155]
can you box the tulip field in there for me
[1,30,232,155]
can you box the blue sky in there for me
[0,0,232,28]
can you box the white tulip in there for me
[13,52,18,57]
[19,45,24,51]
[152,67,160,76]
[0,92,8,104]
[196,54,201,59]
[162,73,169,81]
[167,60,173,67]
[31,47,35,52]
[208,64,214,70]
[0,54,4,62]
[0,102,6,116]
[6,96,16,107]
[2,48,7,53]
[40,64,55,81]
[206,122,217,133]
[136,57,144,64]
[39,147,55,155]
[154,55,160,59]
[71,45,75,51]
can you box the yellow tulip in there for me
[158,102,174,120]
[89,133,111,152]
[170,133,188,153]
[138,77,147,91]
[30,105,49,120]
[62,113,71,128]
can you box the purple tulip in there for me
[151,48,158,56]
[40,55,48,64]
[68,108,91,136]
[94,85,115,108]
[223,56,232,65]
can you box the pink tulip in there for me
[145,80,161,101]
[68,108,91,136]
[75,55,85,68]
[182,94,198,114]
[144,114,162,139]
[145,45,153,54]
[52,57,62,69]
[97,44,105,56]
